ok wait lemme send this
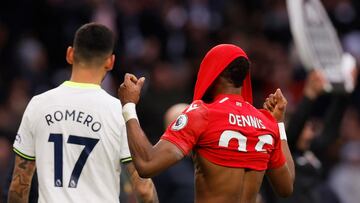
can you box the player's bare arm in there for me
[8,155,36,203]
[118,73,184,178]
[125,162,159,203]
[263,89,295,197]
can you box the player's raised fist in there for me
[263,88,287,122]
[118,73,146,105]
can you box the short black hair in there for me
[220,57,249,88]
[73,23,114,64]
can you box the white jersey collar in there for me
[62,81,101,89]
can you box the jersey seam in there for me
[198,103,209,141]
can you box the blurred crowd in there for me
[1,0,360,203]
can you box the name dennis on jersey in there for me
[229,113,266,129]
[45,109,102,132]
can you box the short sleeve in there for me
[161,101,208,155]
[13,98,37,160]
[120,122,132,164]
[268,127,286,169]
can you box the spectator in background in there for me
[137,62,192,144]
[328,104,360,203]
[263,64,357,203]
[153,103,194,203]
[280,70,340,203]
[0,133,11,202]
[329,140,360,203]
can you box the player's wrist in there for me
[274,113,285,123]
[122,102,138,122]
[121,99,138,106]
[278,122,287,141]
[277,116,285,123]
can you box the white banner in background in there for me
[287,0,344,86]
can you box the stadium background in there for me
[0,0,360,202]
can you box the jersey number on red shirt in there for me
[219,130,273,152]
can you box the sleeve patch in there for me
[171,114,188,131]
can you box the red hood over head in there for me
[193,44,252,104]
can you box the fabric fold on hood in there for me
[193,44,252,104]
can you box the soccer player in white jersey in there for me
[8,23,158,203]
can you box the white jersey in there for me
[13,81,131,203]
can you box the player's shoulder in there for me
[92,90,123,119]
[33,84,68,99]
[257,109,279,133]
[242,103,278,129]
[27,87,61,107]
[169,100,208,131]
[183,100,208,115]
[242,101,277,122]
[98,89,122,106]
[258,109,277,123]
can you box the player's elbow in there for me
[281,171,295,197]
[277,176,294,197]
[136,164,157,178]
[137,170,153,178]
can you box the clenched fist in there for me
[118,73,145,106]
[263,89,287,122]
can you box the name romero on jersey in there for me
[45,109,102,132]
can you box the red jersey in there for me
[161,94,286,171]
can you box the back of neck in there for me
[70,65,104,85]
[213,87,242,98]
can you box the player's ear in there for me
[105,54,115,71]
[66,46,74,65]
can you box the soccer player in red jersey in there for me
[118,44,295,203]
